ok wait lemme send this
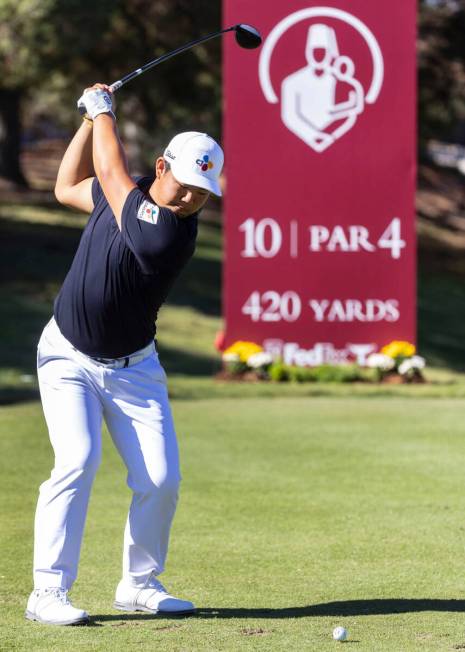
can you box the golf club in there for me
[109,23,261,93]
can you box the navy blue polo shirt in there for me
[54,176,198,358]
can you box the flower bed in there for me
[216,339,426,384]
[366,341,426,383]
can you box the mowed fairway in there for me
[2,396,465,651]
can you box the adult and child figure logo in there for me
[258,8,385,153]
[281,23,365,152]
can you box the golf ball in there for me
[332,626,348,641]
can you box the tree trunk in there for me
[0,88,28,187]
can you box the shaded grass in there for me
[418,272,465,370]
[2,198,465,402]
[0,203,222,317]
[3,398,465,650]
[0,204,222,400]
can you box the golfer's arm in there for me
[92,113,136,230]
[55,120,95,213]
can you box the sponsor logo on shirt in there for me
[137,201,159,225]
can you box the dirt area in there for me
[0,139,65,203]
[417,163,465,274]
[0,139,223,217]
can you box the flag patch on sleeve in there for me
[137,201,159,225]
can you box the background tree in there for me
[418,0,465,147]
[0,0,221,185]
[3,0,464,187]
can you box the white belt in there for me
[76,341,155,369]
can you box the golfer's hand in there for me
[77,83,115,120]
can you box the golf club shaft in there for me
[109,26,236,92]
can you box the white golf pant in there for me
[33,318,180,591]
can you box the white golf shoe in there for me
[25,588,89,626]
[114,574,195,615]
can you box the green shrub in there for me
[312,364,364,383]
[268,362,290,382]
[267,362,369,383]
[225,361,248,376]
[287,366,317,383]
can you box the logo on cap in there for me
[196,155,214,172]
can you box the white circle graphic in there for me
[259,6,384,105]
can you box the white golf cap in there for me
[163,131,224,197]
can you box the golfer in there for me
[26,83,224,625]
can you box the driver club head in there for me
[234,24,262,49]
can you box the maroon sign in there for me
[223,1,416,365]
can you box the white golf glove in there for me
[77,88,114,120]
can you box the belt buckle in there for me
[93,356,111,365]
[99,356,129,368]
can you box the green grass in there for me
[3,198,465,649]
[2,397,465,650]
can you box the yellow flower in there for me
[222,341,263,363]
[380,340,416,359]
